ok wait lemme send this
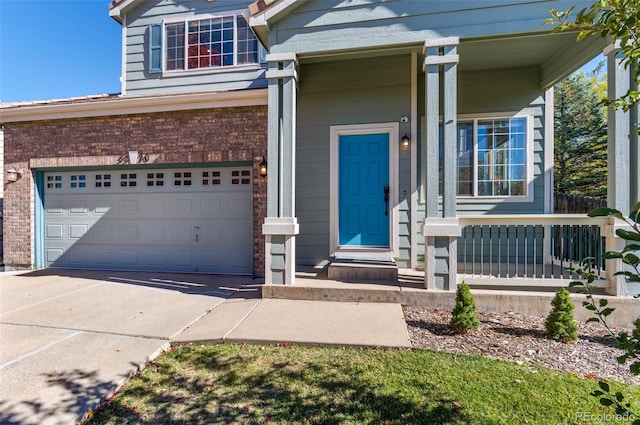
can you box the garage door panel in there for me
[201,223,223,242]
[46,224,64,240]
[43,166,253,274]
[230,224,252,243]
[69,249,90,264]
[69,200,89,215]
[228,253,252,269]
[171,223,194,243]
[94,223,115,242]
[173,199,194,215]
[94,248,113,265]
[95,200,113,215]
[45,200,64,214]
[119,224,140,242]
[46,248,64,263]
[119,249,139,265]
[201,198,223,215]
[228,196,252,216]
[119,199,139,215]
[145,198,169,217]
[145,223,167,242]
[145,250,166,266]
[69,224,88,239]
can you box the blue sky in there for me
[0,0,604,104]
[0,0,122,103]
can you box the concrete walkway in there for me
[0,270,410,425]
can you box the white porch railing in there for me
[457,215,627,296]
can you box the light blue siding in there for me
[261,0,562,268]
[122,0,267,96]
[268,0,579,55]
[296,55,412,266]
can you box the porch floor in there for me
[260,266,640,328]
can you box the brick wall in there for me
[3,105,267,275]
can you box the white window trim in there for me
[162,11,260,75]
[329,123,400,258]
[421,111,535,204]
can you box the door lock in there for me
[383,186,389,216]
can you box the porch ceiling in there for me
[296,31,608,89]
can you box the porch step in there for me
[327,253,398,283]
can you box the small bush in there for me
[450,282,480,333]
[545,288,578,343]
[633,317,640,341]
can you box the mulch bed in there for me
[403,306,639,384]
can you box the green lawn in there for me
[84,343,639,425]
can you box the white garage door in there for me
[43,166,253,274]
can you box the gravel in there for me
[403,305,639,385]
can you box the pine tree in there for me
[545,288,578,343]
[450,282,480,333]
[554,70,607,199]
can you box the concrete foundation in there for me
[263,268,640,329]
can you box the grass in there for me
[84,343,640,425]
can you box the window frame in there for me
[425,112,534,203]
[161,11,262,75]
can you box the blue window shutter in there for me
[258,44,267,64]
[148,23,162,74]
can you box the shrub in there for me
[450,282,480,333]
[545,288,578,343]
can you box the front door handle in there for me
[384,186,389,216]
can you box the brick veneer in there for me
[3,105,267,275]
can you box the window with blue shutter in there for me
[148,23,162,74]
[258,44,267,64]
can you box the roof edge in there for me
[109,0,139,24]
[0,89,268,123]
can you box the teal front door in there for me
[338,133,390,246]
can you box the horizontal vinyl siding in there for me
[270,0,578,55]
[296,55,412,266]
[123,0,266,96]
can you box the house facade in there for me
[2,0,638,294]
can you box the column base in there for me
[263,217,299,285]
[422,218,461,291]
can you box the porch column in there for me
[605,43,638,215]
[603,43,638,296]
[421,38,461,290]
[263,53,299,285]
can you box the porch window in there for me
[162,15,259,72]
[439,116,529,198]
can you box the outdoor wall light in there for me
[6,167,22,183]
[259,156,268,178]
[401,134,411,150]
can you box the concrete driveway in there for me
[0,269,258,425]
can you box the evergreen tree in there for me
[450,282,480,333]
[554,70,608,198]
[545,288,578,343]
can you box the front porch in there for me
[249,2,638,300]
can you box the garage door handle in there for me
[193,226,200,242]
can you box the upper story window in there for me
[437,115,531,199]
[159,14,259,73]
